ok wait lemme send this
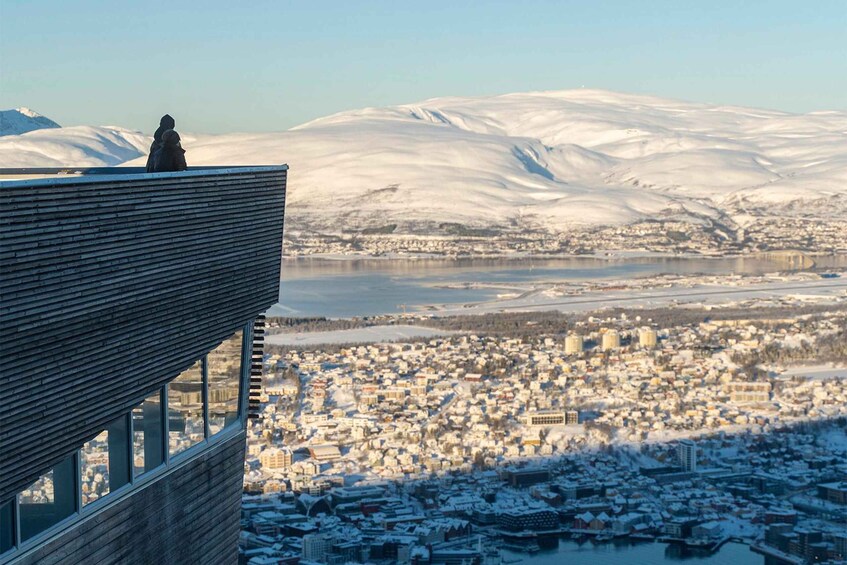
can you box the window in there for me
[5,320,255,549]
[133,390,164,476]
[0,500,13,554]
[207,331,244,435]
[80,430,108,506]
[80,417,130,506]
[19,455,76,542]
[168,360,204,457]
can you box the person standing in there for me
[150,129,187,172]
[145,114,175,172]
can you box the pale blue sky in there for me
[1,1,845,133]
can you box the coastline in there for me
[282,249,847,263]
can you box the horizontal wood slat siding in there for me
[15,431,247,565]
[0,168,286,504]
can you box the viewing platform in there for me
[0,166,286,563]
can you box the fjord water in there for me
[503,540,758,564]
[271,255,847,318]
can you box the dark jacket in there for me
[145,114,176,172]
[151,129,187,173]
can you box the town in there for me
[284,218,847,259]
[237,293,847,564]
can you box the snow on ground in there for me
[816,428,847,455]
[264,325,456,346]
[2,89,846,231]
[776,364,847,380]
[541,426,587,447]
[329,386,357,412]
[423,278,847,316]
[721,515,761,539]
[0,125,148,167]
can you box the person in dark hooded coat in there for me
[145,114,176,172]
[151,129,187,172]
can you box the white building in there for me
[602,330,621,351]
[677,439,697,472]
[565,335,584,355]
[259,447,292,469]
[726,381,771,403]
[302,533,334,561]
[638,327,658,348]
[523,410,579,427]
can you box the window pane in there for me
[107,417,130,491]
[81,430,109,506]
[19,455,76,542]
[133,390,164,476]
[0,500,13,554]
[208,331,243,435]
[168,360,204,457]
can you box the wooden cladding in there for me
[15,431,247,565]
[0,167,286,504]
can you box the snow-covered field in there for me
[424,278,847,316]
[2,89,846,231]
[776,364,847,380]
[0,125,149,167]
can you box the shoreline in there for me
[272,254,847,319]
[415,276,847,317]
[282,250,847,263]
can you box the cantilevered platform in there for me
[0,166,286,564]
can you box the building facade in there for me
[677,439,698,472]
[260,447,293,470]
[727,381,772,403]
[0,166,287,564]
[638,327,658,348]
[564,335,583,354]
[523,410,580,427]
[601,330,621,351]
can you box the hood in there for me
[153,114,176,142]
[162,129,181,146]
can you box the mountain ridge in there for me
[0,108,61,137]
[1,89,845,237]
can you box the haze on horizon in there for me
[1,0,845,134]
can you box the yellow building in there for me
[565,334,584,354]
[602,330,621,351]
[639,327,658,348]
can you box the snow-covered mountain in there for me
[0,108,61,137]
[0,125,149,167]
[2,90,845,232]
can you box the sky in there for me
[1,1,845,134]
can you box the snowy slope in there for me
[0,126,149,167]
[0,108,60,136]
[3,90,846,231]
